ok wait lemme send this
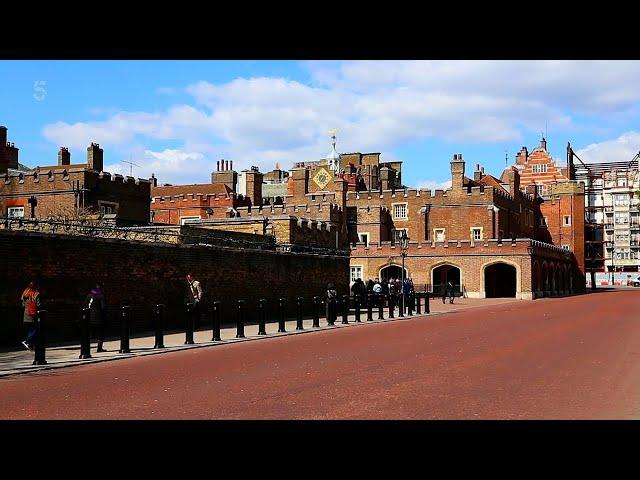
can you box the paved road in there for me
[1,290,639,419]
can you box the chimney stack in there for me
[0,126,7,174]
[474,163,483,182]
[211,159,238,192]
[450,153,465,189]
[216,160,220,171]
[244,166,264,207]
[540,137,547,151]
[87,142,103,172]
[58,146,71,166]
[150,173,158,188]
[516,146,528,165]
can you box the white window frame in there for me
[179,216,201,225]
[471,227,483,241]
[392,202,408,220]
[563,215,571,226]
[393,228,407,245]
[434,228,446,242]
[359,232,369,247]
[98,201,119,215]
[7,206,25,218]
[350,266,363,283]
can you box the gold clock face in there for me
[313,167,332,190]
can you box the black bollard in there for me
[378,294,385,320]
[342,295,349,324]
[154,304,165,348]
[416,294,421,315]
[389,294,395,318]
[119,305,131,353]
[236,300,245,338]
[185,302,195,345]
[296,297,304,330]
[367,294,373,321]
[355,294,362,323]
[33,310,47,365]
[278,298,286,333]
[211,301,222,341]
[257,299,267,335]
[312,296,320,328]
[398,295,404,317]
[328,297,336,326]
[425,291,430,314]
[80,307,92,359]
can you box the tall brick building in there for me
[0,126,151,225]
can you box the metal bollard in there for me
[33,310,48,365]
[278,298,286,333]
[154,304,165,348]
[398,295,404,317]
[79,307,92,359]
[367,294,373,322]
[312,296,320,328]
[185,303,195,345]
[119,305,131,353]
[328,297,336,326]
[342,295,349,324]
[388,294,395,319]
[416,294,421,315]
[236,300,245,338]
[211,301,222,341]
[296,297,304,330]
[257,299,267,335]
[355,294,361,323]
[425,291,430,314]
[378,294,384,320]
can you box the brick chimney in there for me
[211,158,238,193]
[379,166,396,190]
[244,166,264,207]
[540,137,547,151]
[150,173,158,188]
[450,153,465,189]
[515,146,528,165]
[58,146,71,166]
[0,126,8,174]
[87,142,104,172]
[506,167,520,195]
[474,163,483,182]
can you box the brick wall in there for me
[0,230,349,346]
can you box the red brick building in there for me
[0,126,151,225]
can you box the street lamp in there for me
[400,230,409,314]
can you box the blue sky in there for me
[2,60,640,189]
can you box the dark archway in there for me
[432,264,461,296]
[379,264,406,282]
[485,263,517,298]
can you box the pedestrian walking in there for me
[20,281,41,351]
[185,273,203,328]
[85,282,107,352]
[441,282,447,304]
[326,282,337,323]
[447,281,455,304]
[381,278,389,306]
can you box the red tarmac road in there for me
[2,290,640,419]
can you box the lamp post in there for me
[400,230,409,315]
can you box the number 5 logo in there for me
[33,80,47,101]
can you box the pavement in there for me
[2,290,639,419]
[0,297,518,377]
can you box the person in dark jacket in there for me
[447,281,455,304]
[326,283,337,324]
[441,282,447,304]
[20,281,41,351]
[86,283,107,352]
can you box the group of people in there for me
[350,277,416,307]
[19,273,204,354]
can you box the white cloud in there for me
[576,131,640,163]
[415,179,452,192]
[41,61,640,185]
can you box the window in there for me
[434,228,445,242]
[393,229,406,245]
[563,215,571,226]
[179,216,201,225]
[614,194,629,206]
[98,201,118,215]
[350,266,363,283]
[615,213,628,224]
[393,203,407,220]
[561,244,570,251]
[7,206,24,218]
[532,164,548,173]
[540,217,548,228]
[471,227,482,241]
[617,178,627,187]
[359,233,369,247]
